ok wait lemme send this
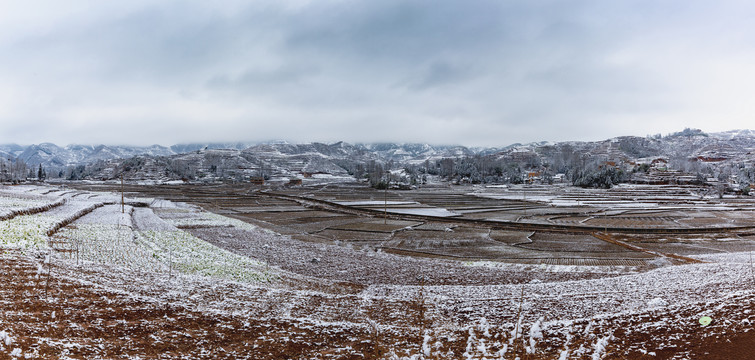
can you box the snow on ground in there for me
[0,214,57,249]
[56,204,276,283]
[332,199,461,217]
[0,186,111,250]
[364,258,753,325]
[2,187,273,283]
[1,184,753,359]
[158,207,262,232]
[135,228,273,282]
[334,201,419,206]
[0,197,47,212]
[473,184,755,211]
[150,198,179,208]
[385,208,461,217]
[0,188,63,220]
[72,204,132,226]
[185,224,614,287]
[8,239,751,359]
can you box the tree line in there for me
[24,139,755,195]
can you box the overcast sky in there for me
[1,0,754,147]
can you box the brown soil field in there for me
[30,182,750,359]
[3,250,753,359]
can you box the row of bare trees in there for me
[0,157,29,183]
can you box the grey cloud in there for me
[1,1,755,147]
[206,65,320,91]
[282,1,508,61]
[400,61,476,91]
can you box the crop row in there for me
[135,229,274,282]
[58,222,277,283]
[2,186,276,283]
[56,224,166,272]
[0,199,111,250]
[0,198,65,222]
[45,202,108,236]
[0,215,57,249]
[54,204,276,283]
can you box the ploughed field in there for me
[82,182,755,267]
[0,182,753,359]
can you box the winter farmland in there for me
[0,183,753,359]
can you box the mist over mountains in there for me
[0,141,502,171]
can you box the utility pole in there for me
[384,177,388,225]
[384,170,390,225]
[121,174,125,214]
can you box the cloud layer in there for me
[1,0,754,146]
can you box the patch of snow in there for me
[386,208,461,217]
[333,201,418,206]
[0,330,11,346]
[647,297,668,308]
[592,336,611,360]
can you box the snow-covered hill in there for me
[5,128,755,183]
[11,143,174,169]
[4,141,498,170]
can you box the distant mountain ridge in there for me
[0,141,506,170]
[4,129,755,183]
[0,142,259,169]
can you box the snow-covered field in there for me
[0,214,57,249]
[383,207,461,217]
[0,184,753,359]
[475,183,755,211]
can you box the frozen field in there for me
[0,183,753,359]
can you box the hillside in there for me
[4,129,755,189]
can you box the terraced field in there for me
[66,182,755,267]
[2,181,739,359]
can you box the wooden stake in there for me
[121,174,124,213]
[44,255,52,300]
[513,285,525,357]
